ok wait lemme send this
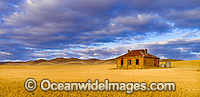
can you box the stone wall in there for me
[144,58,159,66]
[116,57,144,68]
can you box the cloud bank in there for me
[0,0,199,61]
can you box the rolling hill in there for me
[0,57,116,65]
[159,59,183,62]
[0,58,195,66]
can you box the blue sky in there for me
[0,0,200,61]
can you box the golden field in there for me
[0,60,200,97]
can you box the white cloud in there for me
[69,38,200,60]
[93,53,98,56]
[111,13,171,32]
[0,51,12,55]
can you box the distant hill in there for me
[47,57,81,64]
[0,57,116,65]
[26,59,47,65]
[171,60,200,69]
[159,59,184,62]
[0,58,185,65]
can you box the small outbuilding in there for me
[116,49,160,69]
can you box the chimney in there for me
[128,50,131,53]
[145,49,147,54]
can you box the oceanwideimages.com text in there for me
[25,78,176,94]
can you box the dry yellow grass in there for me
[172,60,200,68]
[0,60,200,97]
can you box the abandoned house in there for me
[116,49,160,69]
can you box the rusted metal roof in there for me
[118,49,160,59]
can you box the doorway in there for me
[154,59,157,66]
[136,59,139,65]
[121,59,123,67]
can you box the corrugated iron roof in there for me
[118,49,159,59]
